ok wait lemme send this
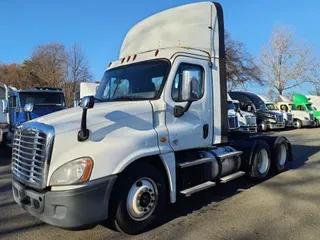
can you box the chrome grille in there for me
[276,114,284,123]
[11,122,54,189]
[228,115,239,130]
[245,115,257,126]
[310,113,314,121]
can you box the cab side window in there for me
[172,64,204,102]
[297,105,305,111]
[280,105,288,112]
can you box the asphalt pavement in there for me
[0,128,320,240]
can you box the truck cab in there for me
[11,2,292,234]
[0,84,15,144]
[227,94,257,133]
[229,92,285,131]
[4,88,66,146]
[257,95,293,128]
[292,93,320,127]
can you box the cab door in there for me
[164,56,212,151]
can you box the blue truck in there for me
[1,86,66,146]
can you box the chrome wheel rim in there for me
[126,178,158,221]
[257,149,269,174]
[278,144,287,166]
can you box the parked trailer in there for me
[11,2,292,234]
[307,95,320,111]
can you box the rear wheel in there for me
[250,141,271,181]
[272,138,289,173]
[293,120,302,129]
[110,163,167,235]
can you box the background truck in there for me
[11,2,292,235]
[227,94,257,133]
[307,95,320,110]
[0,84,15,144]
[292,93,320,127]
[74,82,100,107]
[2,87,66,146]
[277,95,315,129]
[229,91,285,131]
[257,95,293,128]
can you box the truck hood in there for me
[34,101,153,135]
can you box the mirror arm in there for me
[174,101,193,118]
[78,109,89,141]
[26,112,32,121]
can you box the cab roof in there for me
[119,2,224,59]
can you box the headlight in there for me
[304,117,309,120]
[50,158,93,186]
[269,119,277,123]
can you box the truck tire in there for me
[111,163,167,235]
[315,119,319,127]
[250,141,271,181]
[293,120,302,129]
[271,138,289,173]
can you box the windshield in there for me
[227,102,235,110]
[289,104,297,110]
[266,103,276,110]
[96,60,169,102]
[256,101,268,111]
[306,103,313,111]
[19,92,65,106]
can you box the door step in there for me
[217,151,242,160]
[177,157,211,168]
[180,181,216,197]
[220,171,246,183]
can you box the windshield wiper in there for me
[111,96,145,101]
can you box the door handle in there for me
[203,124,209,139]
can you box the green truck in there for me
[292,93,320,127]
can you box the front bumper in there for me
[301,120,313,127]
[240,125,257,133]
[12,175,117,229]
[268,123,285,129]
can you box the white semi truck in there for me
[277,95,315,129]
[11,2,292,234]
[227,94,257,133]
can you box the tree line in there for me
[0,25,319,106]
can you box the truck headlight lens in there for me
[269,119,277,123]
[50,158,93,186]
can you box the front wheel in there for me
[250,140,271,181]
[315,119,320,127]
[110,163,167,235]
[293,120,302,129]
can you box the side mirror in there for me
[24,103,34,113]
[181,70,200,101]
[24,103,34,121]
[78,95,95,142]
[2,100,8,114]
[80,96,95,110]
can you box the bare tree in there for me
[26,43,68,88]
[64,43,92,106]
[225,32,263,90]
[260,25,320,95]
[0,63,30,89]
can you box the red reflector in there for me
[155,50,159,56]
[127,56,131,62]
[133,55,137,61]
